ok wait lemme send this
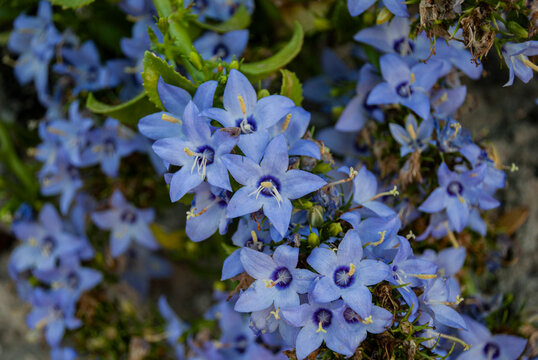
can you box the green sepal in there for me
[86,92,158,126]
[240,22,304,81]
[194,6,251,33]
[50,0,94,8]
[141,51,198,109]
[280,69,303,106]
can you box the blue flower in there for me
[388,237,437,312]
[50,347,77,360]
[336,64,384,132]
[367,54,443,119]
[26,288,82,347]
[158,296,189,350]
[389,114,433,156]
[431,33,483,79]
[138,77,217,141]
[186,183,231,242]
[222,135,326,235]
[234,245,316,312]
[348,0,409,17]
[431,86,467,119]
[307,230,389,319]
[501,41,538,86]
[80,118,137,178]
[153,101,238,201]
[418,163,498,232]
[281,299,353,359]
[456,316,527,360]
[122,244,172,296]
[337,305,392,351]
[53,41,122,94]
[202,69,295,162]
[186,0,254,22]
[354,18,430,60]
[249,305,299,346]
[91,190,158,257]
[39,152,82,215]
[419,277,467,329]
[351,166,396,217]
[194,30,249,63]
[10,204,83,272]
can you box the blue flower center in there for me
[313,308,332,329]
[393,37,415,56]
[333,265,355,288]
[120,209,138,224]
[86,65,99,83]
[192,0,209,11]
[66,164,79,180]
[103,137,116,155]
[235,115,257,134]
[195,145,215,166]
[245,238,264,251]
[270,267,293,289]
[67,271,79,289]
[446,181,463,197]
[396,81,413,98]
[234,334,248,354]
[483,342,500,359]
[256,175,281,197]
[42,235,56,255]
[212,43,229,59]
[343,307,361,324]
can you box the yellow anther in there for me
[409,73,416,85]
[407,123,417,140]
[261,181,273,188]
[349,167,358,179]
[449,122,461,139]
[369,186,399,201]
[186,206,210,220]
[264,279,276,288]
[457,195,465,204]
[521,57,538,72]
[237,94,247,115]
[510,163,519,172]
[281,113,292,132]
[406,231,415,240]
[161,113,182,124]
[456,295,464,304]
[364,231,386,247]
[52,281,62,289]
[47,126,66,136]
[361,315,373,324]
[270,307,281,320]
[29,237,37,246]
[411,273,437,280]
[251,230,258,244]
[347,263,356,277]
[316,321,327,333]
[184,147,196,157]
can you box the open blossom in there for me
[152,101,238,202]
[91,190,158,257]
[389,114,434,156]
[203,69,295,162]
[222,135,326,236]
[307,230,389,319]
[502,41,538,86]
[348,0,409,18]
[367,54,443,119]
[194,30,249,63]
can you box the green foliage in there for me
[194,5,251,33]
[50,0,94,9]
[280,69,303,106]
[241,22,304,81]
[141,51,198,109]
[86,92,159,126]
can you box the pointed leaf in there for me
[86,92,158,125]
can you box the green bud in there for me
[308,232,320,247]
[400,320,413,335]
[376,8,393,25]
[363,11,375,27]
[331,105,344,117]
[313,17,331,31]
[507,21,529,38]
[257,89,270,99]
[230,60,240,70]
[294,199,313,209]
[312,162,332,174]
[188,51,203,70]
[307,205,324,227]
[328,222,343,237]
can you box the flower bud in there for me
[230,60,240,70]
[308,232,320,247]
[257,89,270,99]
[307,205,324,227]
[188,51,203,70]
[507,21,529,38]
[376,8,393,25]
[328,222,343,237]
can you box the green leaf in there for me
[241,22,304,81]
[141,51,198,109]
[280,69,303,106]
[50,0,95,8]
[86,92,158,125]
[194,6,251,33]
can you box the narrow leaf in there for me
[280,69,303,106]
[194,6,251,33]
[50,0,95,8]
[86,92,158,125]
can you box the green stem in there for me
[0,120,37,199]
